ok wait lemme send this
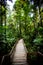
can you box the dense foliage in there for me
[0,0,43,56]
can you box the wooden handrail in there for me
[37,51,43,56]
[1,39,19,65]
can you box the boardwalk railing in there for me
[1,39,20,65]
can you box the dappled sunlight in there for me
[0,0,43,65]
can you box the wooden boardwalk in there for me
[10,39,28,65]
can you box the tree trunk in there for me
[0,5,3,43]
[39,0,42,27]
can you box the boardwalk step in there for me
[12,62,28,65]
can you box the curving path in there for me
[10,39,28,65]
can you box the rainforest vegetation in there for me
[0,0,43,61]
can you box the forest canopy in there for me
[0,0,43,55]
